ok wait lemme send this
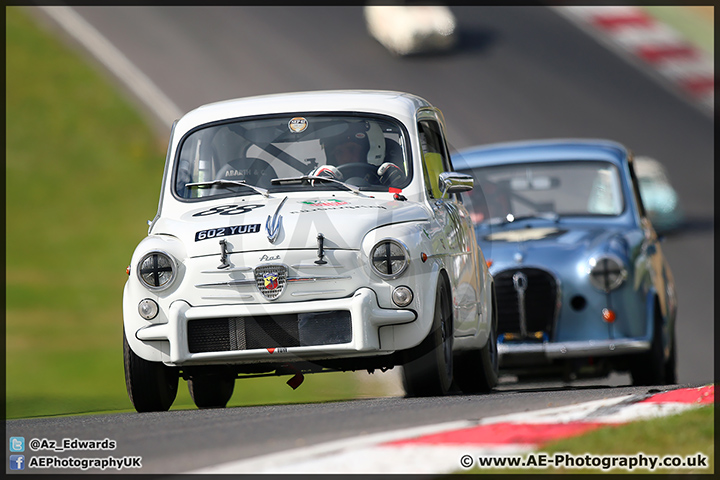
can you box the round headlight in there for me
[137,251,176,290]
[370,239,409,279]
[589,256,626,292]
[138,298,159,320]
[392,286,414,307]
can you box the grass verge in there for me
[640,6,714,55]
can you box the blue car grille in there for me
[494,268,557,339]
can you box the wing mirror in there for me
[439,172,474,199]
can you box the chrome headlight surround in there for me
[137,250,177,291]
[370,239,410,279]
[588,255,627,292]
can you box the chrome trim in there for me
[512,271,528,337]
[196,273,350,289]
[423,251,471,261]
[291,290,345,297]
[200,295,254,300]
[265,196,287,243]
[287,275,352,283]
[498,339,651,358]
[195,279,255,288]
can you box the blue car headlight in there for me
[588,255,627,292]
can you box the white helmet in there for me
[365,121,386,166]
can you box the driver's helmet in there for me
[322,120,386,165]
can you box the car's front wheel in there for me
[188,369,235,409]
[453,285,499,394]
[401,279,454,397]
[123,330,179,413]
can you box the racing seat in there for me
[214,157,278,189]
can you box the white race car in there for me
[123,90,497,411]
[364,5,457,56]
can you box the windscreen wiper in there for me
[185,179,270,198]
[271,175,370,197]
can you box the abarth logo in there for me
[255,264,287,301]
[263,272,279,291]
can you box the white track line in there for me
[39,6,182,126]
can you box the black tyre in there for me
[453,285,499,394]
[402,279,454,397]
[663,329,677,384]
[123,330,178,413]
[188,370,235,409]
[630,302,670,386]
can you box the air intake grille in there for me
[187,311,352,353]
[494,268,557,338]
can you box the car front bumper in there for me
[130,287,417,366]
[498,338,651,366]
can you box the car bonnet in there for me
[151,194,429,257]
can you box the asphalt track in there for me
[12,5,714,474]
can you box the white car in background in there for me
[123,90,497,412]
[364,5,457,56]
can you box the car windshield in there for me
[458,161,625,225]
[174,114,410,200]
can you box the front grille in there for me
[254,264,288,300]
[494,268,557,338]
[187,311,352,353]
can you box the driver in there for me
[309,122,372,184]
[312,122,405,187]
[323,122,371,166]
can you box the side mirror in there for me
[439,172,473,199]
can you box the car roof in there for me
[452,138,629,170]
[174,90,433,135]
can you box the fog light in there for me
[602,308,616,323]
[392,286,413,307]
[138,298,159,320]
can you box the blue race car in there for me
[453,139,677,385]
